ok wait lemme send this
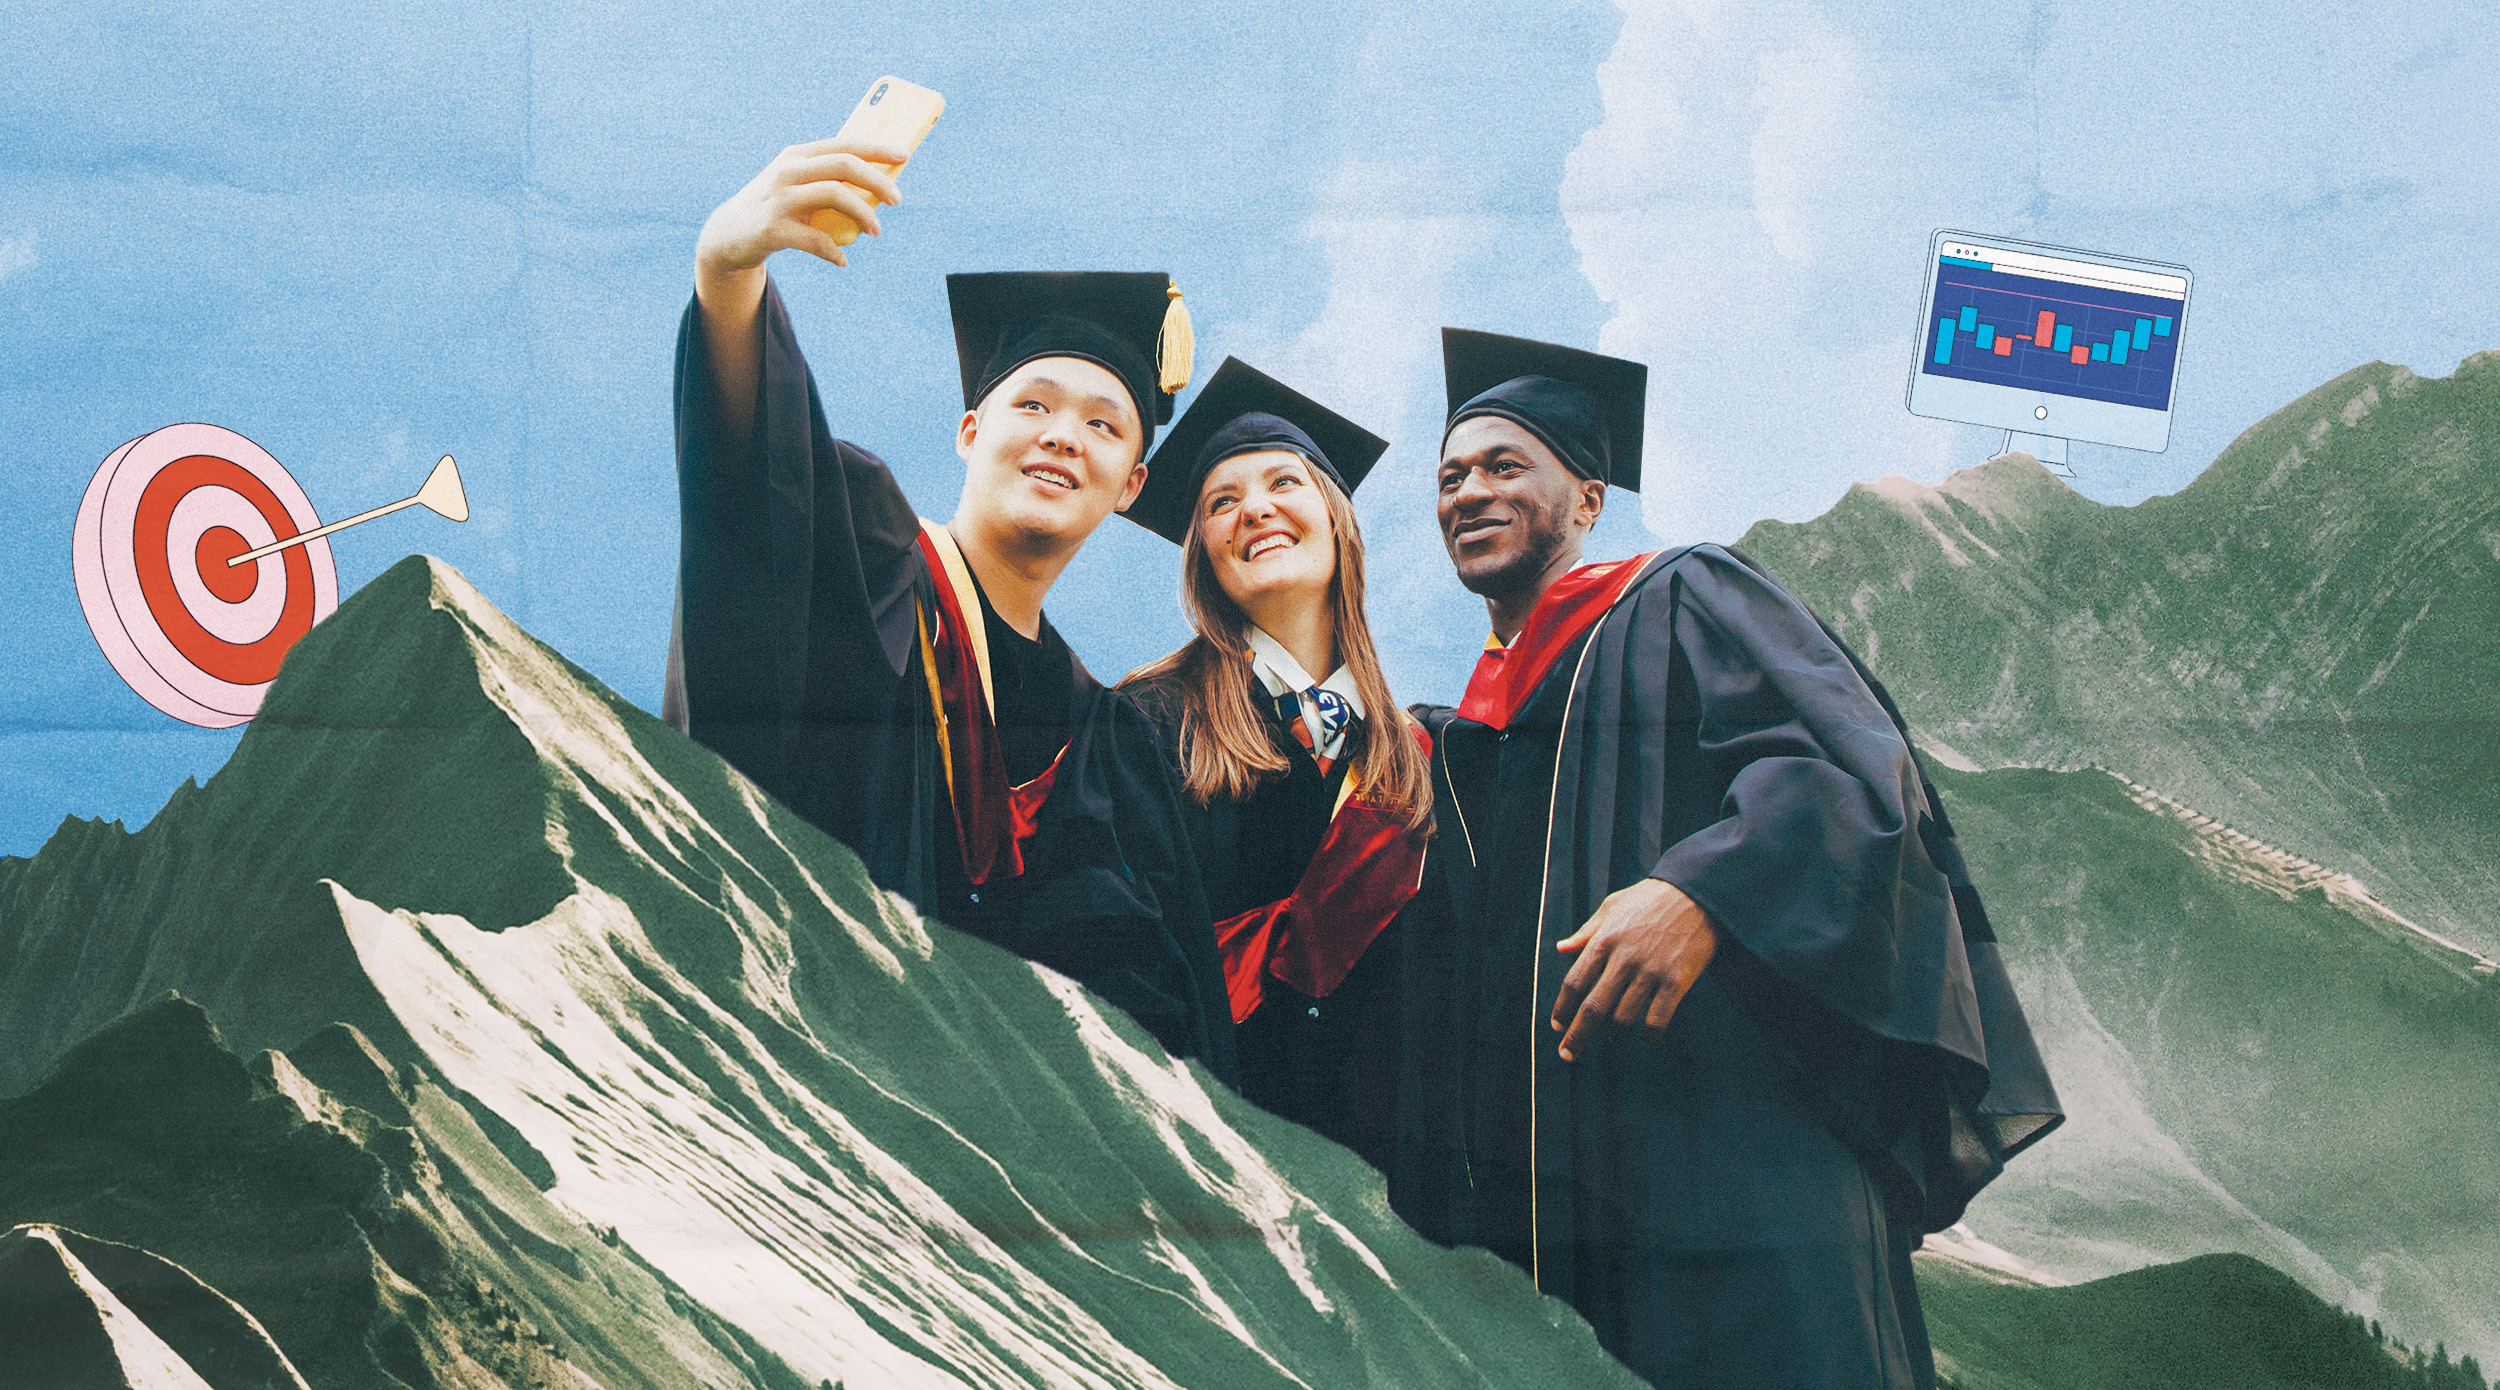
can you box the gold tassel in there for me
[1157,283,1194,395]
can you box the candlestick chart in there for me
[1922,256,2183,411]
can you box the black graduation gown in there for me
[1126,674,1408,1172]
[663,281,1237,1088]
[1396,543,2059,1390]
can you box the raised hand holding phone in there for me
[691,76,942,438]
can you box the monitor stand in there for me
[2000,431,2075,477]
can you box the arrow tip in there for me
[416,455,468,523]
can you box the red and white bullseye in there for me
[73,423,464,728]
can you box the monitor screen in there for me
[1907,231,2192,456]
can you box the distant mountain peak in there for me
[252,552,594,750]
[1842,454,2095,566]
[1857,450,2073,513]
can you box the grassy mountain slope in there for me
[1931,762,2500,1367]
[1918,1251,2447,1390]
[1740,352,2500,958]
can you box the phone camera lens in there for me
[870,83,887,104]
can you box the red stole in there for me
[1454,552,1657,731]
[915,521,1059,886]
[1213,720,1432,1024]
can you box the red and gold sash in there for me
[1213,719,1433,1024]
[1453,552,1656,731]
[915,520,1058,886]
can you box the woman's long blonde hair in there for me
[1125,467,1432,834]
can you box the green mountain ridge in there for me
[1915,1249,2481,1390]
[1730,350,2500,1366]
[0,1220,314,1388]
[1740,350,2500,958]
[0,554,1642,1388]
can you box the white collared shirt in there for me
[1245,625,1366,764]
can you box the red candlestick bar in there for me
[1993,336,2014,356]
[2069,345,2089,364]
[2035,309,2057,344]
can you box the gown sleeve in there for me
[1015,680,1240,1090]
[1639,546,2064,1222]
[664,278,927,815]
[1644,546,1984,1067]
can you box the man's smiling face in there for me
[1436,415,1604,602]
[956,356,1149,547]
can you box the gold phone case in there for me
[811,76,945,246]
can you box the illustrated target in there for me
[73,423,339,727]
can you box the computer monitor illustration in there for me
[1907,230,2192,476]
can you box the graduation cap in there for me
[1125,357,1391,545]
[1440,328,1648,492]
[947,272,1195,439]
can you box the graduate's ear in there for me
[954,407,981,462]
[1113,457,1149,512]
[1574,474,1608,530]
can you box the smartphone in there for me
[809,76,945,246]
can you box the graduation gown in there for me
[663,282,1237,1087]
[1395,543,2059,1390]
[1126,674,1424,1170]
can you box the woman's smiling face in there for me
[1197,448,1338,614]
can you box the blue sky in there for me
[3,0,2494,857]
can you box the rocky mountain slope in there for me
[0,1221,311,1389]
[0,556,1639,1388]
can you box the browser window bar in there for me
[1940,242,2188,299]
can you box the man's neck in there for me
[1484,541,1588,646]
[947,519,1073,640]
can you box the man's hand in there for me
[696,137,905,284]
[691,138,907,440]
[1550,878,1719,1062]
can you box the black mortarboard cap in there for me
[1126,357,1391,545]
[1440,328,1648,492]
[947,272,1194,440]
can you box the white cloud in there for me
[1563,0,1982,545]
[1269,159,1498,689]
[1748,31,1861,265]
[0,231,36,284]
[1267,161,1479,436]
[1559,0,2500,535]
